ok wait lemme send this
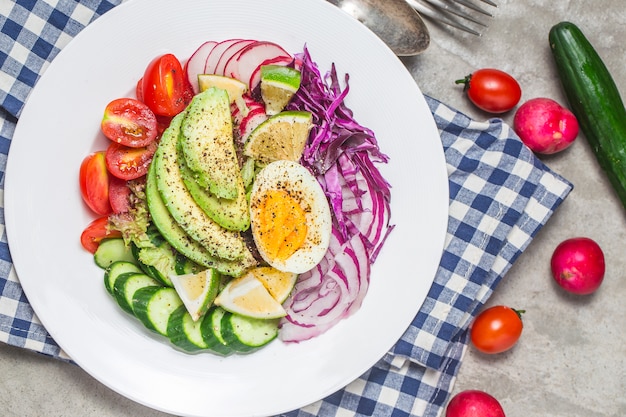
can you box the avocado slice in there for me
[146,158,256,277]
[179,87,241,200]
[177,137,250,232]
[152,112,249,262]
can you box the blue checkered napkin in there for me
[385,97,574,371]
[0,2,574,417]
[0,0,121,119]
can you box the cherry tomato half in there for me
[101,98,158,148]
[470,305,524,354]
[105,141,157,181]
[80,216,122,254]
[141,54,193,117]
[108,175,132,214]
[456,68,522,113]
[79,151,112,216]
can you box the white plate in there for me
[4,0,448,416]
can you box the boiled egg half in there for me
[249,160,332,274]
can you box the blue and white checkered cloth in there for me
[0,1,573,416]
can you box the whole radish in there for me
[551,237,605,295]
[513,97,579,154]
[446,390,505,417]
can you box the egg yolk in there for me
[257,189,308,262]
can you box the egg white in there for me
[249,160,332,274]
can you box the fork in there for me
[405,0,497,36]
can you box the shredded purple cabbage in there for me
[287,46,393,252]
[280,47,395,342]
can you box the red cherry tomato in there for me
[101,98,158,148]
[456,68,522,113]
[141,54,193,117]
[470,305,524,354]
[136,78,144,102]
[105,141,157,181]
[108,175,132,214]
[79,151,112,216]
[80,216,122,254]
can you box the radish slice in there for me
[248,55,294,90]
[232,95,264,125]
[214,39,256,76]
[227,41,291,88]
[204,38,243,75]
[239,107,268,141]
[185,40,217,93]
[222,40,259,81]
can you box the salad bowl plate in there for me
[4,0,448,415]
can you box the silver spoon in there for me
[327,0,430,56]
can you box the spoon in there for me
[326,0,430,56]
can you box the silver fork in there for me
[405,0,497,36]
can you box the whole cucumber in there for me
[549,21,626,209]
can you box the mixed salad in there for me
[79,39,394,353]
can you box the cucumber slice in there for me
[94,238,136,269]
[132,287,183,336]
[200,307,233,356]
[104,261,143,295]
[174,253,203,275]
[113,273,161,314]
[220,311,279,353]
[167,305,208,352]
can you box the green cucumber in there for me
[94,238,136,269]
[200,307,233,355]
[549,22,626,209]
[104,261,143,295]
[174,253,203,275]
[167,305,208,352]
[112,272,161,314]
[132,286,183,335]
[220,312,279,353]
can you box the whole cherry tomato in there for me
[141,54,193,117]
[470,305,524,354]
[456,68,522,113]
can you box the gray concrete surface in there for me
[0,0,624,416]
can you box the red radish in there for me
[214,39,256,76]
[551,237,605,295]
[248,55,294,89]
[446,390,505,417]
[228,41,290,88]
[204,39,243,75]
[513,97,579,154]
[185,40,217,93]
